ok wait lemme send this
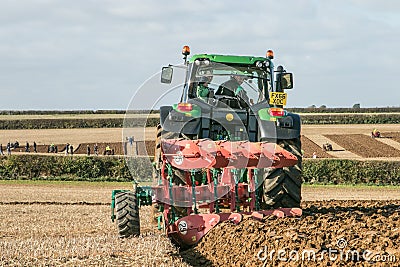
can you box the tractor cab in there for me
[161,47,293,111]
[159,46,299,143]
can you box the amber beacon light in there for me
[266,50,274,59]
[182,45,191,56]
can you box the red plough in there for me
[162,139,298,169]
[151,139,301,246]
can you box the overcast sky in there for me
[1,0,399,110]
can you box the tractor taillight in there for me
[269,108,285,117]
[177,102,193,112]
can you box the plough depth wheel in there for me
[115,191,140,238]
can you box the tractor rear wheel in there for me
[115,190,140,238]
[262,138,302,208]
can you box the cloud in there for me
[0,0,399,109]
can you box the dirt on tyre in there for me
[115,190,140,238]
[262,138,302,208]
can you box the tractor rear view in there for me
[111,46,302,246]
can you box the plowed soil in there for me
[325,134,400,158]
[73,141,155,156]
[301,136,334,158]
[181,200,400,266]
[5,144,66,153]
[74,142,123,155]
[385,132,400,143]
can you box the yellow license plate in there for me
[269,92,287,105]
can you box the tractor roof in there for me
[189,54,270,65]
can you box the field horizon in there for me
[1,124,400,160]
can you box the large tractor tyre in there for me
[115,191,140,238]
[262,138,302,208]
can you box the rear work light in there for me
[177,102,193,112]
[269,107,285,117]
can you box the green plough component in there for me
[110,184,153,222]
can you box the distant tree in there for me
[353,103,361,109]
[319,105,327,109]
[308,105,316,109]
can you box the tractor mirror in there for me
[161,67,173,84]
[280,73,293,89]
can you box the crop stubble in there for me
[1,183,399,266]
[0,205,190,267]
[0,182,190,266]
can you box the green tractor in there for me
[111,46,302,246]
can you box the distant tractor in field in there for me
[371,128,381,138]
[323,142,333,151]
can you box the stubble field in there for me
[0,182,399,266]
[0,182,190,267]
